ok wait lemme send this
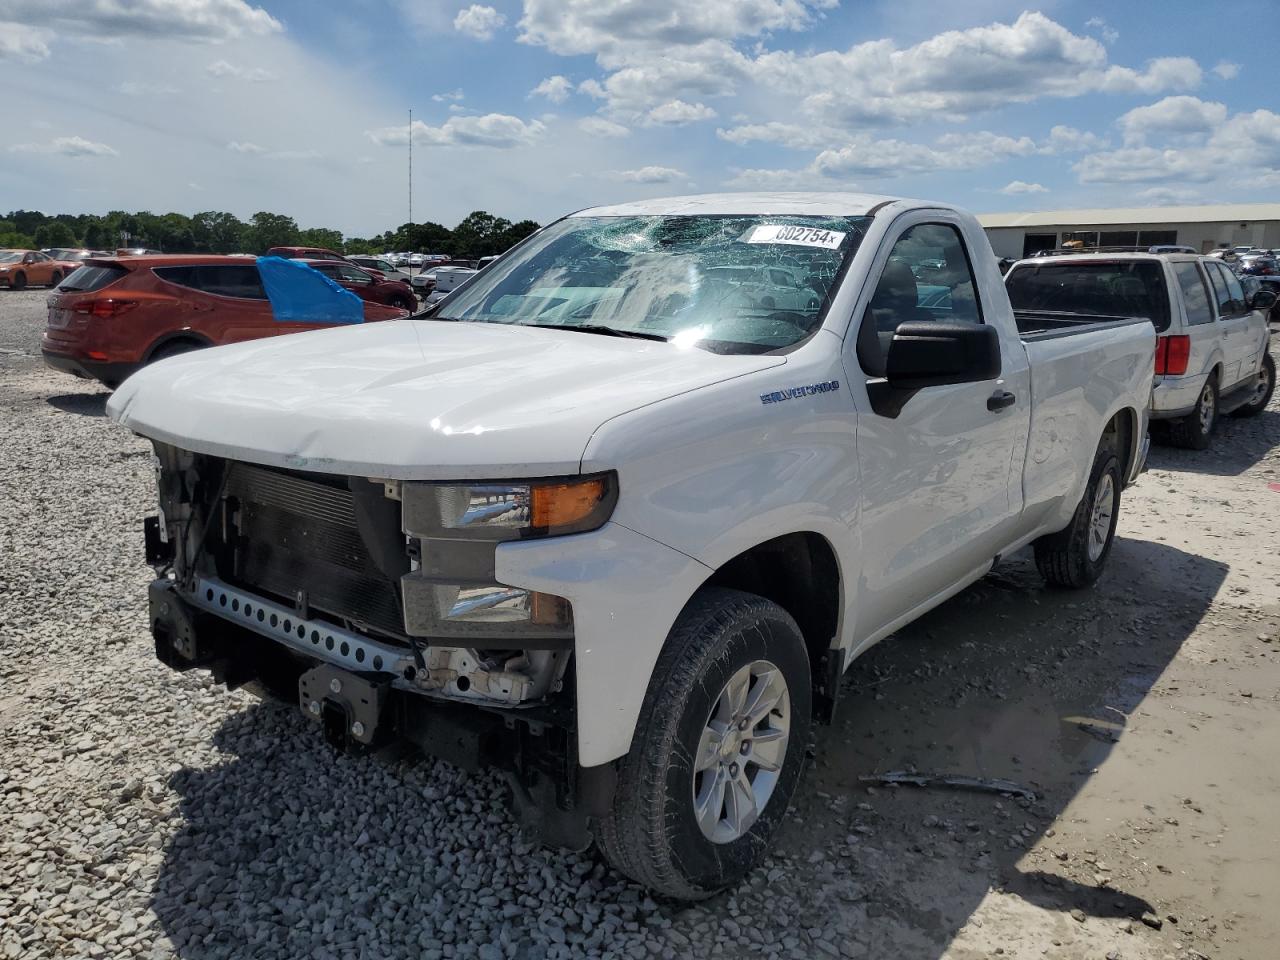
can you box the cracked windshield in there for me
[433,215,872,353]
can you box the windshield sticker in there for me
[743,224,847,250]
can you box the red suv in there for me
[42,256,409,388]
[297,259,417,311]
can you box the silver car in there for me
[1006,252,1274,450]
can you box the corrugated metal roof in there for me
[978,203,1280,228]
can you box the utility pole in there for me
[408,108,413,260]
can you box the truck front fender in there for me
[495,522,713,768]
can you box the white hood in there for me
[107,319,786,479]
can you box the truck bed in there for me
[1014,310,1151,341]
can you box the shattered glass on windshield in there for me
[432,215,872,354]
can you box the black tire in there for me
[1163,374,1217,450]
[11,272,26,291]
[1034,449,1121,588]
[1229,352,1274,418]
[148,340,204,363]
[391,296,415,312]
[50,271,63,287]
[597,588,812,900]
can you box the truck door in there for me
[848,217,1031,634]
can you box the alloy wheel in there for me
[692,659,791,844]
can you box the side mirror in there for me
[1249,289,1277,311]
[885,321,1002,390]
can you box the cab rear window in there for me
[154,264,267,300]
[58,264,127,293]
[1005,260,1171,332]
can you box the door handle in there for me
[987,390,1016,411]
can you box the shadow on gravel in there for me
[1147,408,1279,477]
[46,392,110,417]
[779,536,1226,957]
[151,538,1226,960]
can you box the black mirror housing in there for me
[1249,289,1277,311]
[885,321,1002,390]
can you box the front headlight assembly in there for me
[399,473,617,641]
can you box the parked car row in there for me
[40,255,410,387]
[1,249,83,289]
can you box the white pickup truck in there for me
[108,193,1154,899]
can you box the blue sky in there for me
[1,0,1277,237]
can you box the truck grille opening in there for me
[222,462,406,640]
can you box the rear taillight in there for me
[1155,334,1190,375]
[75,298,139,319]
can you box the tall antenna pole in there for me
[408,108,413,254]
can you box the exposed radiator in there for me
[223,462,405,639]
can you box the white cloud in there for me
[118,80,181,96]
[646,100,717,125]
[225,141,319,161]
[1117,96,1229,144]
[2,0,280,42]
[751,13,1201,128]
[10,136,118,157]
[578,116,630,138]
[1039,124,1108,154]
[1077,106,1280,185]
[1211,61,1240,80]
[227,141,265,153]
[999,180,1048,195]
[206,59,276,82]
[432,89,464,102]
[453,4,506,40]
[530,75,573,103]
[612,166,688,183]
[367,113,546,149]
[518,0,835,59]
[1135,186,1209,205]
[0,22,51,62]
[1084,17,1118,45]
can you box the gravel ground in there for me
[1,288,1277,960]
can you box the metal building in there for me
[978,203,1280,259]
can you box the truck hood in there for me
[107,319,786,479]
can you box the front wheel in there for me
[10,272,26,291]
[596,588,811,900]
[1034,449,1121,588]
[1229,352,1274,418]
[49,271,63,287]
[1163,375,1217,449]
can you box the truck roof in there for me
[572,192,902,218]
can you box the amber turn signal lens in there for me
[531,477,608,531]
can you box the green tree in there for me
[191,211,248,253]
[407,221,453,254]
[298,227,344,250]
[451,211,513,259]
[500,219,541,251]
[247,212,300,253]
[0,231,36,249]
[34,222,78,248]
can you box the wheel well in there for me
[145,333,210,362]
[703,532,841,713]
[1104,408,1136,482]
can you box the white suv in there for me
[1006,252,1275,449]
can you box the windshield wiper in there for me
[529,323,668,342]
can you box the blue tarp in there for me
[257,256,364,325]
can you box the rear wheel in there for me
[1164,375,1217,449]
[1229,352,1274,418]
[11,272,26,291]
[597,588,811,900]
[390,295,415,311]
[1034,447,1121,588]
[50,271,63,287]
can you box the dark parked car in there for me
[265,246,351,263]
[1238,254,1278,277]
[41,256,410,387]
[298,259,417,311]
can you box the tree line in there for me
[0,209,541,260]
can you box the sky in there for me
[1,0,1277,237]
